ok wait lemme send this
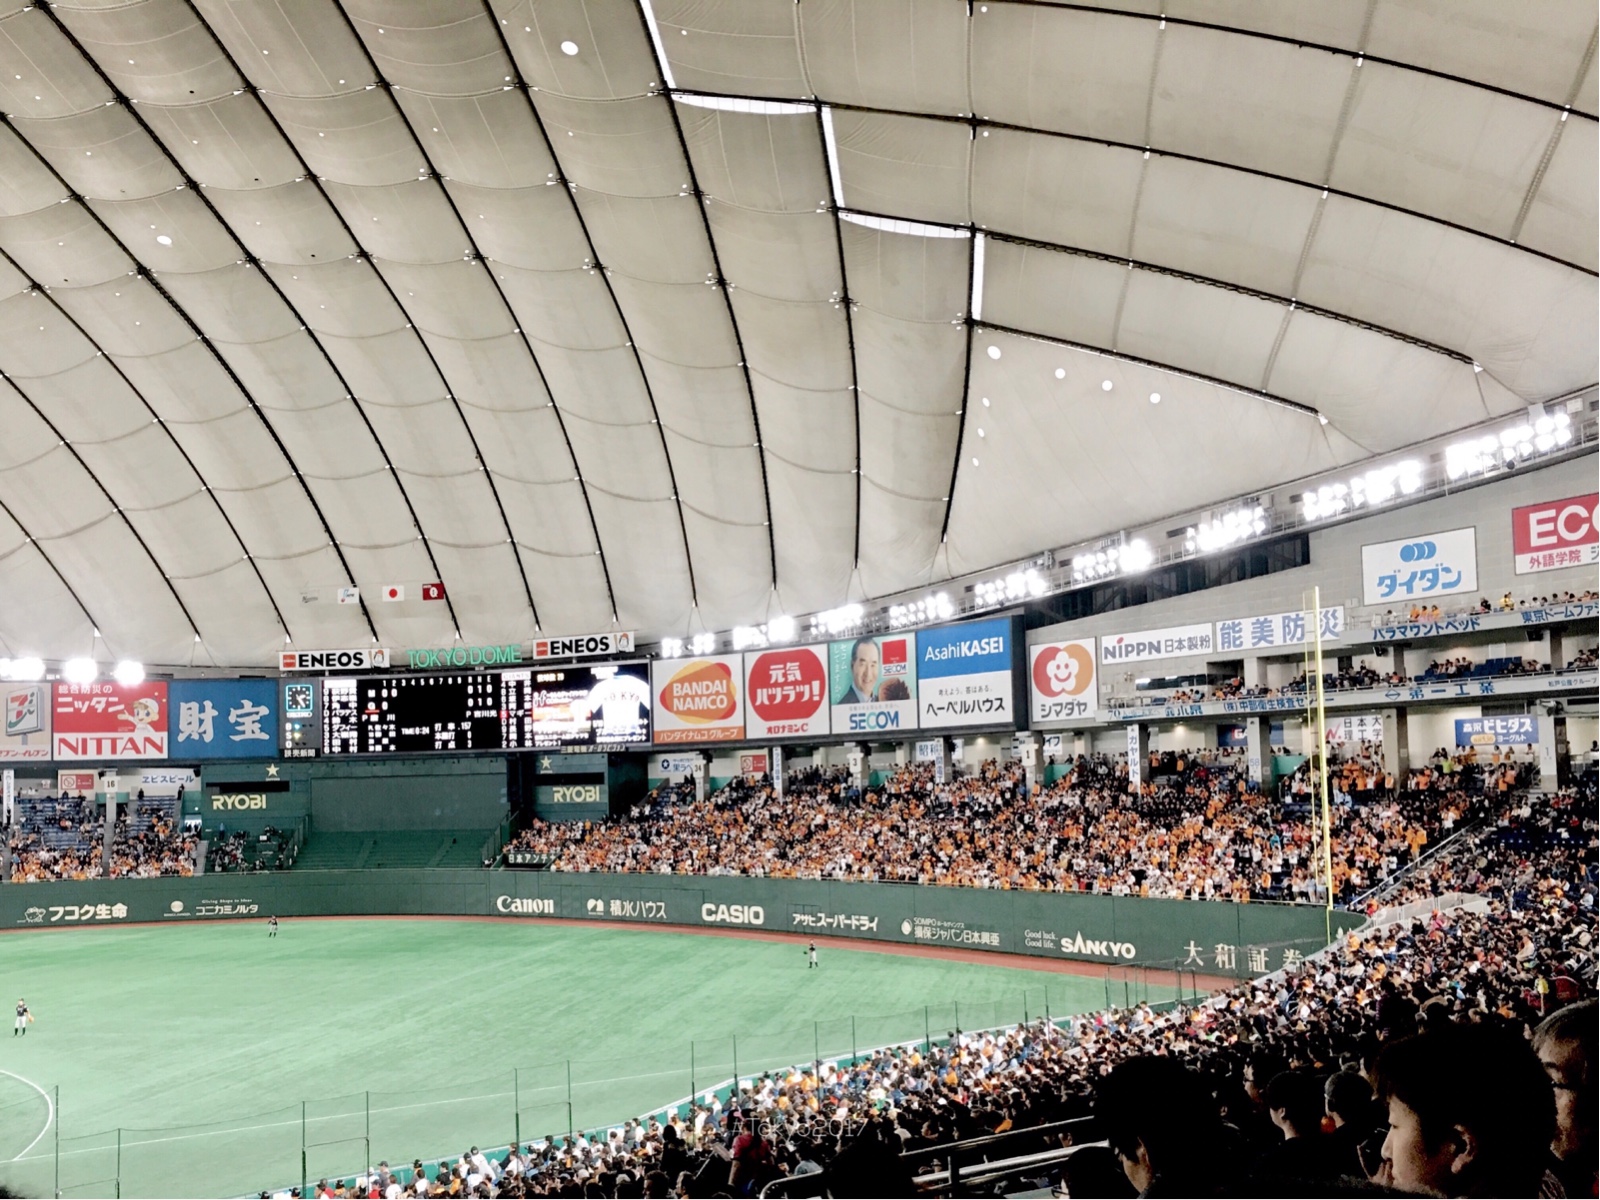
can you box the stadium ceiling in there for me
[0,0,1594,667]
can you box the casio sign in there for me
[701,903,764,926]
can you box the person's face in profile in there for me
[851,642,880,698]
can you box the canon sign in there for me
[496,895,555,916]
[701,903,764,925]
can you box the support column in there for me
[848,744,867,789]
[1546,629,1565,674]
[1126,725,1149,793]
[1241,656,1264,691]
[770,746,784,799]
[692,754,708,803]
[1381,708,1410,779]
[1535,714,1562,791]
[894,742,910,768]
[1244,716,1268,788]
[101,774,117,875]
[1016,731,1042,792]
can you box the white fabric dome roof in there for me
[0,0,1593,665]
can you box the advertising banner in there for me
[1512,493,1597,575]
[917,618,1016,729]
[651,655,745,743]
[743,646,830,739]
[1,683,51,761]
[530,632,635,661]
[141,768,197,796]
[1455,715,1538,746]
[829,633,917,735]
[279,648,390,672]
[1215,606,1345,652]
[651,754,696,779]
[739,753,769,776]
[1100,623,1214,665]
[1361,527,1477,606]
[53,681,169,761]
[1029,640,1097,723]
[168,680,279,760]
[56,771,96,796]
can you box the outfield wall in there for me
[0,871,1360,979]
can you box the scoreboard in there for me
[320,663,649,755]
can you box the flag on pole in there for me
[337,586,360,605]
[421,582,445,602]
[381,584,405,602]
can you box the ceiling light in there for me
[888,593,953,630]
[112,660,145,686]
[1149,393,1160,404]
[63,657,98,684]
[986,345,1001,359]
[1101,380,1113,392]
[981,396,990,407]
[560,40,580,55]
[1054,368,1065,379]
[1,657,45,681]
[660,637,684,659]
[810,604,864,636]
[155,235,172,245]
[766,616,795,643]
[688,632,716,656]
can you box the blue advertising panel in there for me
[1455,716,1538,746]
[917,617,1017,729]
[167,679,279,760]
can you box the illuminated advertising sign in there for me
[917,618,1015,729]
[1361,527,1477,606]
[1512,493,1597,575]
[1,684,50,761]
[1029,640,1097,723]
[53,681,169,760]
[743,646,830,738]
[651,656,745,743]
[828,634,917,735]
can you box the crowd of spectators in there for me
[509,754,1502,907]
[6,792,196,882]
[294,777,1597,1199]
[1374,588,1597,627]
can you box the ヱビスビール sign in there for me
[1512,493,1598,575]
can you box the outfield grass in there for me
[0,919,1113,1198]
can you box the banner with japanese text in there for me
[918,618,1017,729]
[1099,623,1213,665]
[167,680,279,760]
[53,681,169,760]
[1455,716,1538,746]
[1361,527,1477,606]
[744,646,830,738]
[1215,606,1345,653]
[1028,640,1097,724]
[651,655,745,743]
[1512,493,1597,575]
[1,683,51,761]
[829,633,918,735]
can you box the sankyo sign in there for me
[406,645,523,669]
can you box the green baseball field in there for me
[0,918,1136,1199]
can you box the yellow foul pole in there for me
[1312,586,1334,939]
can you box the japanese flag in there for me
[381,584,404,602]
[421,582,445,602]
[337,586,360,605]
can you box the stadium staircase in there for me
[292,829,492,871]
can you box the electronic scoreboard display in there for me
[320,663,649,755]
[528,661,650,749]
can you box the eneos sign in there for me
[651,656,745,743]
[1513,493,1598,575]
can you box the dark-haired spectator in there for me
[1325,1071,1381,1181]
[1097,1057,1240,1197]
[1257,1071,1334,1183]
[1374,1025,1556,1197]
[1533,1000,1597,1199]
[1061,1144,1136,1198]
